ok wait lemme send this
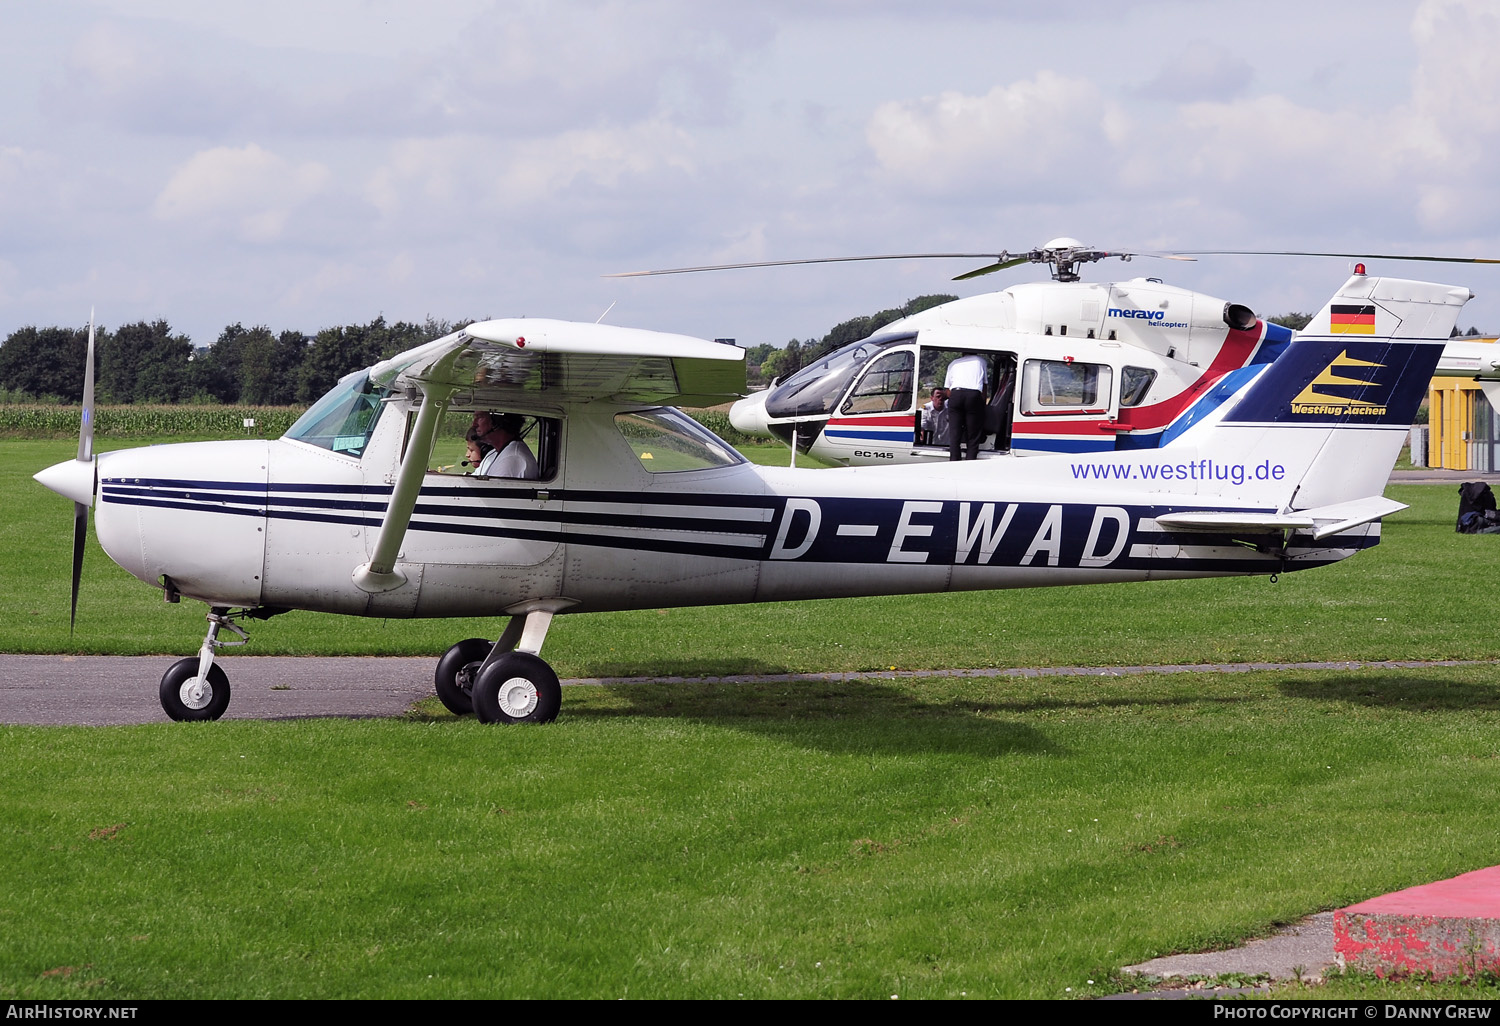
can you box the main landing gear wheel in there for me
[434,638,493,716]
[471,652,562,725]
[159,657,231,722]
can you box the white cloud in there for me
[362,119,698,221]
[1134,41,1255,102]
[867,72,1118,197]
[153,144,331,242]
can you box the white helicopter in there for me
[35,269,1469,725]
[609,239,1499,468]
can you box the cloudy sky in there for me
[3,0,1499,350]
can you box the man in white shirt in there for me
[943,353,988,461]
[472,412,539,479]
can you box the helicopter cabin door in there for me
[907,348,1018,460]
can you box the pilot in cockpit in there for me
[471,411,539,479]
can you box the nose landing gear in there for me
[158,606,248,722]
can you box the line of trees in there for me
[6,300,1487,405]
[0,316,470,405]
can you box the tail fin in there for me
[1184,273,1471,510]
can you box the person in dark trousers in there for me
[944,353,988,460]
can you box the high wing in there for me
[354,319,746,594]
[372,318,746,407]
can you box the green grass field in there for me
[5,436,1500,999]
[6,668,1500,999]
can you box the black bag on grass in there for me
[1456,481,1500,533]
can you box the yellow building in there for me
[1424,338,1500,471]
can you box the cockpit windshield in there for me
[763,336,908,419]
[284,371,390,457]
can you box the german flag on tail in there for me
[1330,304,1376,335]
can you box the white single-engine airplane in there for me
[35,270,1469,724]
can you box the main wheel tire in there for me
[434,638,493,716]
[159,657,231,722]
[471,652,562,725]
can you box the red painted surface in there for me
[1346,865,1500,917]
[1334,866,1500,978]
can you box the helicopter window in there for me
[763,336,907,419]
[1120,367,1157,408]
[284,371,390,457]
[1023,360,1113,411]
[615,407,746,473]
[841,350,915,415]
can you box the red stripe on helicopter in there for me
[1097,321,1266,432]
[827,415,915,427]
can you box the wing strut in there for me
[352,379,455,594]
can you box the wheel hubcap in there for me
[497,676,539,718]
[180,677,213,710]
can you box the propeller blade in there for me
[1172,250,1500,265]
[70,499,87,633]
[72,311,96,634]
[78,312,95,463]
[952,256,1030,281]
[604,254,1006,277]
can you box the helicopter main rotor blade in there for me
[604,253,1007,277]
[952,256,1031,281]
[1173,249,1500,266]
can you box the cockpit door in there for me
[820,346,918,452]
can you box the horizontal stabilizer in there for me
[1155,496,1407,540]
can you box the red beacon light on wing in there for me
[1354,263,1367,276]
[515,336,526,347]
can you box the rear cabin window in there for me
[616,408,745,473]
[1120,366,1157,408]
[1023,359,1113,412]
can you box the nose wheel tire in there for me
[471,653,562,725]
[159,657,231,722]
[434,638,494,716]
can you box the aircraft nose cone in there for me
[35,458,96,507]
[729,390,773,436]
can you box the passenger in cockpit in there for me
[462,429,493,473]
[472,411,539,479]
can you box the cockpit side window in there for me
[284,372,389,457]
[423,410,560,481]
[841,350,915,414]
